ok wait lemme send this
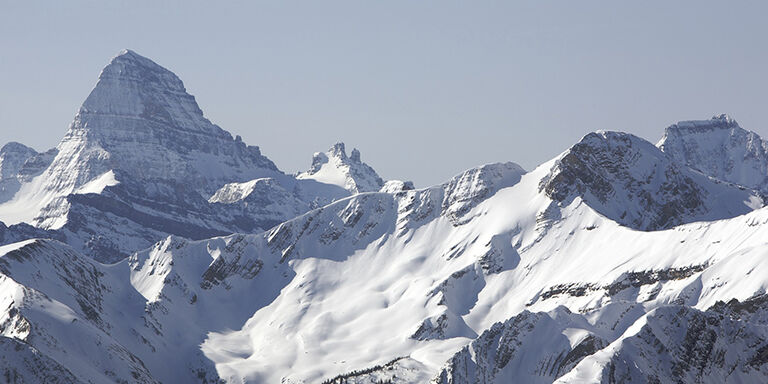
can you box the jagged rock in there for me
[298,142,385,193]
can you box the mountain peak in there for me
[298,143,384,193]
[81,49,194,123]
[658,115,768,193]
[541,130,760,230]
[329,142,347,159]
[0,50,281,230]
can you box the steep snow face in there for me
[540,130,762,231]
[0,240,166,383]
[658,114,768,194]
[0,337,86,384]
[0,49,282,230]
[298,142,384,193]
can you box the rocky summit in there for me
[2,51,768,384]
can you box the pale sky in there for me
[2,1,767,186]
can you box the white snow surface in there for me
[4,51,768,384]
[2,153,768,382]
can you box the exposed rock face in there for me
[433,308,608,384]
[441,162,525,224]
[540,130,762,230]
[433,298,768,384]
[298,142,384,193]
[31,49,282,229]
[658,114,768,194]
[556,300,768,384]
[0,337,86,384]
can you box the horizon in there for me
[2,2,767,186]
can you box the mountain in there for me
[658,114,768,194]
[4,49,768,383]
[298,142,385,193]
[540,130,762,230]
[0,50,363,263]
[11,48,282,229]
[4,149,768,382]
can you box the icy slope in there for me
[298,142,385,193]
[658,114,768,194]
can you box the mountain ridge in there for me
[0,50,382,262]
[2,50,768,383]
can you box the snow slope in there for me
[3,51,768,384]
[4,146,768,382]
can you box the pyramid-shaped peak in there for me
[14,49,283,229]
[79,48,207,131]
[94,49,186,94]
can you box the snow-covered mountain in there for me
[541,130,762,230]
[3,50,768,383]
[298,142,385,193]
[658,114,768,194]
[0,50,360,263]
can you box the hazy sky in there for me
[2,2,767,186]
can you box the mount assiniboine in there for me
[1,50,768,384]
